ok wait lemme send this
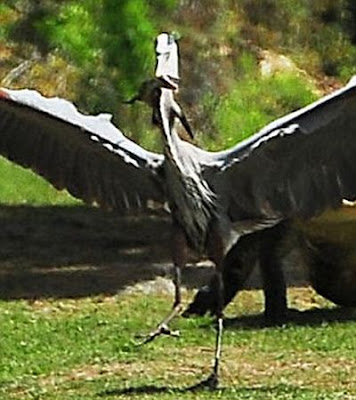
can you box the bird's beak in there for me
[122,78,177,105]
[157,76,179,92]
[158,86,195,140]
[174,105,194,139]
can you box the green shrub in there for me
[203,71,317,150]
[237,0,356,79]
[0,4,15,40]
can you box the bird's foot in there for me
[137,303,183,345]
[136,323,180,346]
[187,372,219,391]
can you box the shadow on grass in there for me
[225,306,356,330]
[1,204,355,331]
[0,205,211,300]
[101,384,189,396]
[101,385,223,396]
[100,382,313,397]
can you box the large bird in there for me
[0,33,356,388]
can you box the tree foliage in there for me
[38,1,176,97]
[237,0,356,79]
[1,1,176,112]
[0,0,356,151]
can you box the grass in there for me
[0,288,355,399]
[0,157,80,206]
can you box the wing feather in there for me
[0,88,166,214]
[215,77,356,221]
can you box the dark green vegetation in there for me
[1,1,356,151]
[0,1,356,399]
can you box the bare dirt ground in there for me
[1,204,356,331]
[1,204,355,307]
[0,205,219,300]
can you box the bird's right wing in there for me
[0,88,166,214]
[211,77,356,222]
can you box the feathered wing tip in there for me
[218,77,356,222]
[0,87,166,214]
[0,87,164,160]
[347,75,356,87]
[0,87,125,144]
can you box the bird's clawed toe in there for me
[136,323,180,346]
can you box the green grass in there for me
[0,157,80,206]
[0,289,355,399]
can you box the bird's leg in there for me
[137,223,187,345]
[184,237,256,317]
[193,227,225,390]
[208,266,224,389]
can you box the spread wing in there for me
[213,76,356,221]
[0,88,166,213]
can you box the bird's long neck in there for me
[158,90,217,250]
[159,89,184,165]
[163,123,184,170]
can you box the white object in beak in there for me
[155,33,179,83]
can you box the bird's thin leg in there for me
[137,223,187,345]
[209,266,224,389]
[192,227,225,390]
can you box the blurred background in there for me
[1,0,356,155]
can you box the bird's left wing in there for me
[213,77,356,221]
[0,88,166,213]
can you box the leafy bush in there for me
[0,4,16,40]
[38,0,177,99]
[237,0,356,79]
[203,69,317,150]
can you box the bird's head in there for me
[152,82,194,140]
[125,78,194,140]
[153,32,194,140]
[124,78,176,107]
[124,32,193,140]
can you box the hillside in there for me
[1,1,355,149]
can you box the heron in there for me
[0,33,356,388]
